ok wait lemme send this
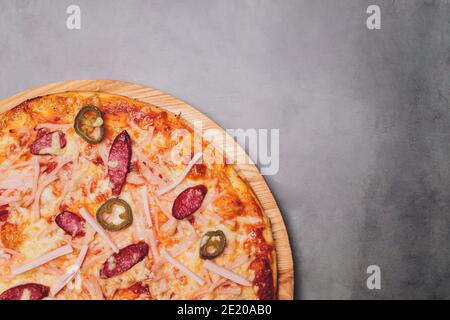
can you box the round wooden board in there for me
[0,80,294,300]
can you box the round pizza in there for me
[0,92,276,300]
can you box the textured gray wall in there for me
[1,0,450,299]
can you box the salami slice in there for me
[0,205,9,222]
[172,185,208,220]
[99,241,149,279]
[55,211,85,237]
[108,130,132,196]
[0,283,49,300]
[30,131,66,155]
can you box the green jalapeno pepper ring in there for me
[200,230,227,260]
[96,198,133,232]
[74,105,105,144]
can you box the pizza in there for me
[0,92,276,300]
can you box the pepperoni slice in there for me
[55,211,85,237]
[108,131,132,196]
[172,185,208,220]
[0,283,49,300]
[30,131,66,155]
[99,241,149,279]
[0,205,9,223]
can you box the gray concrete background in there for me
[1,0,450,299]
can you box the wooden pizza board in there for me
[0,80,294,300]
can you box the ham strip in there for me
[23,157,40,207]
[153,195,171,218]
[189,288,210,300]
[160,217,178,236]
[0,247,24,258]
[140,185,152,227]
[50,244,88,296]
[144,126,154,145]
[160,249,205,286]
[12,245,73,276]
[97,142,109,170]
[133,123,154,147]
[0,146,28,172]
[59,145,80,203]
[216,284,242,295]
[131,122,154,152]
[203,260,251,287]
[146,230,159,261]
[133,147,166,186]
[133,210,146,241]
[199,191,226,213]
[126,172,146,185]
[168,234,197,257]
[5,162,31,171]
[33,158,71,220]
[83,276,104,300]
[79,207,119,253]
[0,173,33,190]
[0,195,22,206]
[208,255,250,292]
[157,152,202,195]
[139,163,164,188]
[138,186,159,260]
[33,175,58,220]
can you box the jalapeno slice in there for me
[199,230,226,260]
[96,198,133,232]
[74,105,105,144]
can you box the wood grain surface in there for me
[0,80,294,300]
